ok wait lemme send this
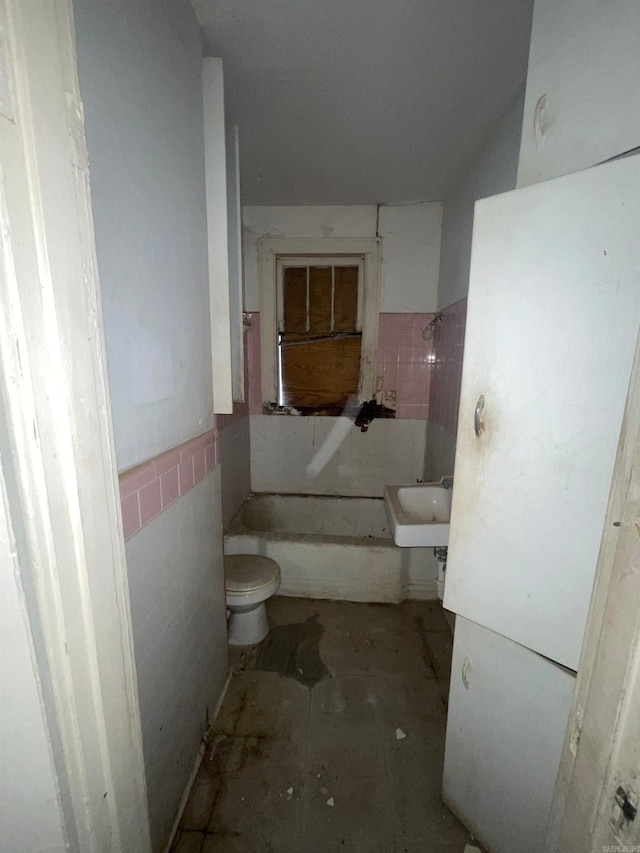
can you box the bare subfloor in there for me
[171,597,478,853]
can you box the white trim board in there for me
[0,1,150,849]
[203,58,233,414]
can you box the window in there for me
[278,258,362,409]
[259,238,381,412]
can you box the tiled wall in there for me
[242,311,434,417]
[425,297,467,481]
[120,433,227,849]
[429,299,467,433]
[125,468,227,848]
[250,415,427,497]
[376,312,435,417]
[119,430,219,540]
[242,310,433,497]
[119,310,439,524]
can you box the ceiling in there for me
[192,0,534,206]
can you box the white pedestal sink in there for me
[383,482,452,547]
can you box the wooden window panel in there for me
[333,266,359,332]
[283,266,307,335]
[280,336,362,408]
[308,266,332,335]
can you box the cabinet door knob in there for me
[462,656,472,689]
[474,394,485,437]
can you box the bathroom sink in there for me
[383,482,452,547]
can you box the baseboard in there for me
[162,669,232,853]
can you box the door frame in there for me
[0,1,151,849]
[547,328,640,850]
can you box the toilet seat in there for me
[223,554,281,646]
[224,554,280,594]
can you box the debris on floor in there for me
[172,597,478,853]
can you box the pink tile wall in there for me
[242,312,435,420]
[376,313,435,419]
[428,297,467,434]
[119,429,219,540]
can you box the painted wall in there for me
[0,483,67,853]
[518,0,640,188]
[242,204,441,496]
[73,2,229,849]
[243,203,442,313]
[436,87,525,311]
[426,88,525,481]
[378,203,442,313]
[74,0,212,472]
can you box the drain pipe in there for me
[434,547,448,601]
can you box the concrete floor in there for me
[171,597,479,852]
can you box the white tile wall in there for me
[424,421,457,483]
[250,416,427,496]
[219,417,251,525]
[125,467,227,850]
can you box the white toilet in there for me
[224,554,281,645]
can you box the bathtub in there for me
[224,493,437,603]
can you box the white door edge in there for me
[548,328,640,851]
[0,1,151,850]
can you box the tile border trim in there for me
[119,429,219,540]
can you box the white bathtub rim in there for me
[225,492,438,604]
[277,576,437,603]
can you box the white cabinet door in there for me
[443,155,640,671]
[517,0,640,188]
[443,618,575,853]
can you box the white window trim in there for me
[259,238,381,408]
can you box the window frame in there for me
[258,238,381,409]
[276,256,365,335]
